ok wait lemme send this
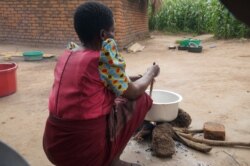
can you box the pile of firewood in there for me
[134,109,250,158]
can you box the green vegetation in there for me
[149,0,250,38]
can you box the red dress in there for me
[43,42,152,166]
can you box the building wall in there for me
[0,0,149,48]
[115,0,149,48]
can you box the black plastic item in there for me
[178,46,188,50]
[0,141,29,166]
[188,46,203,53]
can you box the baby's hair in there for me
[74,1,114,45]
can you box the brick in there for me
[203,122,226,140]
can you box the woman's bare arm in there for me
[122,64,160,100]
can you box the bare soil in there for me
[0,34,250,166]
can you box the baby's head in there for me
[74,2,115,50]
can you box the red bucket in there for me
[0,63,18,97]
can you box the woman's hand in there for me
[129,75,143,82]
[147,64,160,78]
[122,63,161,100]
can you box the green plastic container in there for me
[23,51,44,61]
[180,39,201,47]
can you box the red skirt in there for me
[43,93,152,166]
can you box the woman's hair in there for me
[74,2,114,45]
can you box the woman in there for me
[43,2,160,166]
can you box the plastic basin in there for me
[23,51,43,61]
[145,90,182,122]
[0,63,18,97]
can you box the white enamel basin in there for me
[145,89,182,122]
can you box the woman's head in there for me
[74,2,114,50]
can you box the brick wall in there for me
[0,0,149,48]
[115,0,149,48]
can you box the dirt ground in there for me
[0,34,250,166]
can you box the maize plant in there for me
[149,0,250,38]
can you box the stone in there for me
[169,108,192,128]
[203,122,226,140]
[154,123,175,138]
[152,123,175,158]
